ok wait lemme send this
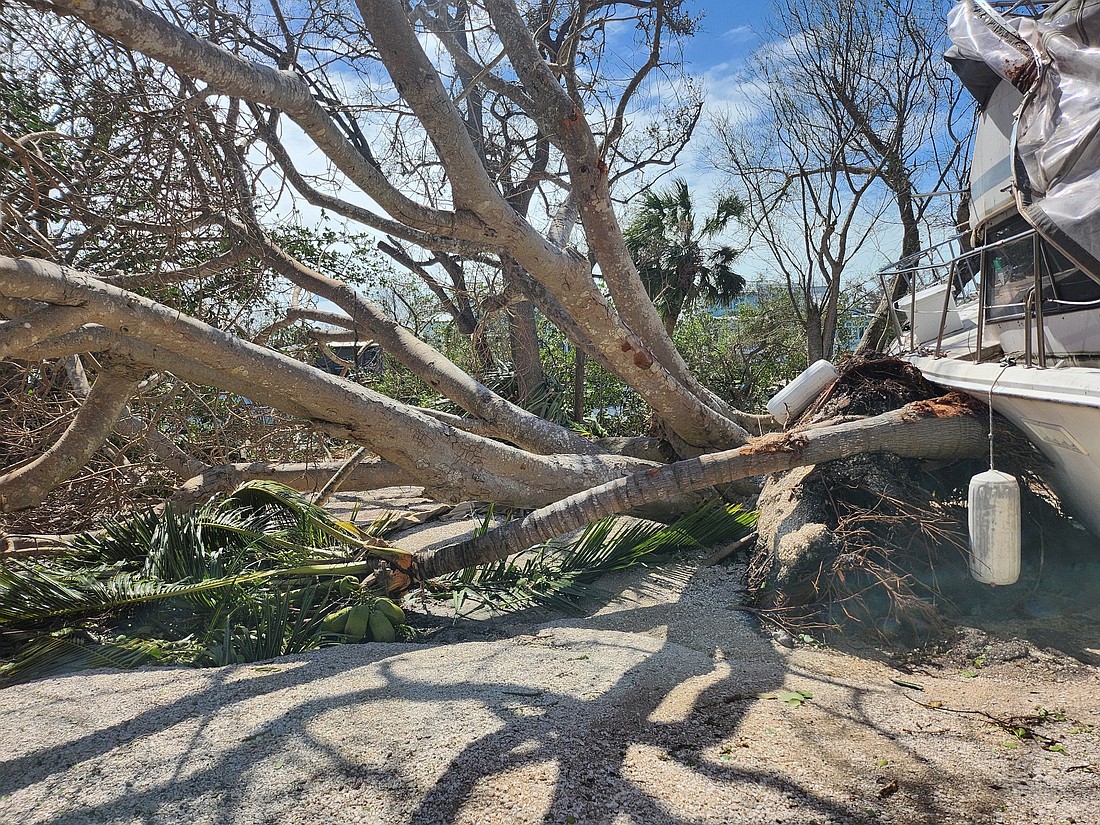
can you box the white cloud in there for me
[721,25,754,42]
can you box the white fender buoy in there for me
[967,470,1021,585]
[766,360,839,426]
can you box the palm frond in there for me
[227,480,362,540]
[206,585,328,666]
[64,510,161,567]
[434,501,757,615]
[226,480,412,563]
[0,557,379,624]
[0,633,169,686]
[704,193,746,236]
[144,504,224,584]
[0,481,413,682]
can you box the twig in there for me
[314,445,370,507]
[703,531,757,567]
[903,695,1066,751]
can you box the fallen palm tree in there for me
[0,482,756,684]
[419,391,988,577]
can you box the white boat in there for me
[881,0,1100,536]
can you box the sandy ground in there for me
[1,489,1099,825]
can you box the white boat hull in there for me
[910,355,1100,538]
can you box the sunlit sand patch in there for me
[451,760,560,825]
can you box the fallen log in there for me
[417,394,986,578]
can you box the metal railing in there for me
[878,225,1056,367]
[987,1,1053,17]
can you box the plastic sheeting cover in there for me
[948,0,1100,282]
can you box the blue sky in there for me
[682,3,770,70]
[667,2,915,287]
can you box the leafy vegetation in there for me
[0,481,408,685]
[624,179,746,333]
[1,482,758,685]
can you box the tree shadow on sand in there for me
[1,559,1089,825]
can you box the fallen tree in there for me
[417,393,988,576]
[2,1,744,517]
[0,0,974,576]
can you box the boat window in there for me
[983,215,1100,321]
[1041,243,1100,308]
[984,217,1043,321]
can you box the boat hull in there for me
[910,355,1100,538]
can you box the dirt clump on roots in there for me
[749,356,1059,650]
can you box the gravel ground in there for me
[1,493,1098,825]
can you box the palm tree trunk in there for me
[417,396,985,577]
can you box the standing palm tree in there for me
[624,179,746,335]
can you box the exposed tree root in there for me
[748,357,1057,646]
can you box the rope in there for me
[988,364,1010,471]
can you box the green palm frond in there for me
[625,179,745,328]
[64,510,161,567]
[704,194,746,236]
[0,562,180,625]
[0,633,171,685]
[0,480,412,682]
[436,501,757,615]
[143,504,225,584]
[226,480,412,563]
[0,561,331,624]
[206,585,328,666]
[227,479,360,541]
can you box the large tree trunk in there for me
[806,305,826,364]
[417,396,986,577]
[502,265,545,406]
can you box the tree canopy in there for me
[624,179,745,335]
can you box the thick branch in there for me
[239,223,600,456]
[0,304,89,357]
[0,256,656,506]
[0,362,143,511]
[355,0,509,218]
[170,457,414,509]
[486,0,743,438]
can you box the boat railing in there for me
[986,1,1053,17]
[879,225,1056,366]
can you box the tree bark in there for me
[0,256,656,507]
[573,348,587,423]
[169,457,415,509]
[501,260,545,405]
